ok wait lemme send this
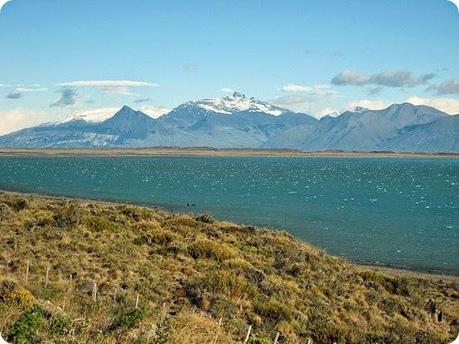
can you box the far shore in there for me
[1,147,459,158]
[2,189,457,280]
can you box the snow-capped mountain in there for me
[0,95,457,152]
[187,92,288,115]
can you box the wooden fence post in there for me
[160,302,167,322]
[135,293,140,309]
[45,266,50,287]
[243,325,252,344]
[92,281,97,302]
[274,332,280,344]
[5,252,9,273]
[25,260,30,283]
[212,317,223,344]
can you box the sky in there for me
[0,0,458,134]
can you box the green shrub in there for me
[249,335,272,344]
[7,305,46,343]
[108,308,147,331]
[49,314,72,336]
[85,215,119,232]
[53,204,80,227]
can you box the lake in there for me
[0,155,457,274]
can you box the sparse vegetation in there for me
[0,191,457,343]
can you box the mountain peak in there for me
[119,105,136,112]
[102,106,154,127]
[184,94,288,116]
[114,105,138,117]
[231,91,246,99]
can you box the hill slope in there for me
[0,191,458,343]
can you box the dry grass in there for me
[0,191,458,343]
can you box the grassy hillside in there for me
[0,191,457,343]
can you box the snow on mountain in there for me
[188,92,288,116]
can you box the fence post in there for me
[212,317,223,344]
[160,302,167,322]
[45,266,50,287]
[274,332,280,344]
[5,252,9,273]
[243,325,252,344]
[135,293,140,309]
[25,260,30,283]
[92,281,97,302]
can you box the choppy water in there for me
[0,156,458,274]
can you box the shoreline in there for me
[2,189,457,280]
[1,147,459,158]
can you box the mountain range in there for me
[0,92,458,152]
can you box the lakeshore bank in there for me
[1,147,459,158]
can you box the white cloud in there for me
[406,96,459,114]
[346,99,390,111]
[448,0,459,11]
[315,107,340,117]
[281,84,337,96]
[58,80,159,97]
[0,0,11,12]
[0,108,47,135]
[16,87,48,92]
[282,84,310,92]
[332,70,435,87]
[137,105,170,118]
[65,107,121,123]
[220,87,234,93]
[58,80,158,88]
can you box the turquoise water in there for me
[0,156,458,274]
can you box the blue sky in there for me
[0,0,458,134]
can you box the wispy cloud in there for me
[59,80,158,88]
[133,98,151,104]
[16,87,48,92]
[58,80,159,97]
[50,88,78,107]
[220,87,234,93]
[434,79,459,95]
[281,84,337,96]
[331,70,435,87]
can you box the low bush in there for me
[188,238,237,261]
[7,305,46,343]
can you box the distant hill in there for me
[0,93,457,152]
